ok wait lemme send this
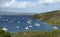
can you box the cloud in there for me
[0,0,60,8]
[38,0,60,3]
[2,0,35,8]
[37,0,53,4]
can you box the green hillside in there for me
[0,29,11,37]
[0,28,60,37]
[31,10,60,26]
[11,30,60,37]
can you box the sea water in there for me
[0,15,60,33]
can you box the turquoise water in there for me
[0,15,60,32]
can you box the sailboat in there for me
[2,23,8,31]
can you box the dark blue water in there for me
[0,15,60,33]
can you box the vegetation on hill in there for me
[0,28,60,37]
[11,30,60,37]
[0,29,11,37]
[31,10,60,26]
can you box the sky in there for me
[0,0,60,13]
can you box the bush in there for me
[0,29,11,37]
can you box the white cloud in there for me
[54,0,60,2]
[0,0,60,8]
[38,0,54,3]
[37,0,60,4]
[3,0,35,8]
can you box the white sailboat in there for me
[2,23,8,31]
[16,26,19,29]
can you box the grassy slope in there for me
[0,29,11,37]
[0,29,60,37]
[31,10,60,26]
[12,30,60,37]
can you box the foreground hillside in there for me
[12,30,60,37]
[0,29,11,37]
[31,10,60,26]
[0,29,60,37]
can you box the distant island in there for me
[0,11,36,15]
[31,10,60,26]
